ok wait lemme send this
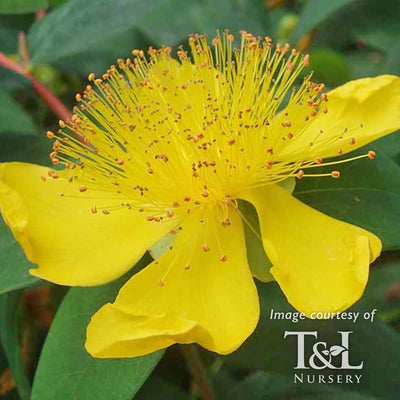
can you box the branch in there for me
[181,345,216,400]
[0,44,71,121]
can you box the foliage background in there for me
[0,0,399,399]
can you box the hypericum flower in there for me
[0,31,399,358]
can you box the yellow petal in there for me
[280,75,400,159]
[240,184,381,317]
[86,208,259,357]
[0,162,176,286]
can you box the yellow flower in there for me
[0,32,399,358]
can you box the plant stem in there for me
[0,48,71,121]
[181,344,216,400]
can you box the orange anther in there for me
[315,156,323,164]
[166,210,174,218]
[91,205,97,214]
[202,244,210,252]
[79,186,87,192]
[349,137,356,145]
[157,279,165,287]
[331,171,340,178]
[368,150,376,160]
[296,170,304,179]
[220,255,228,262]
[221,218,231,227]
[46,130,54,139]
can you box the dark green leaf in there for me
[28,0,266,64]
[0,14,34,54]
[0,217,38,295]
[28,0,155,63]
[0,91,38,135]
[308,48,351,86]
[137,0,266,48]
[0,67,31,89]
[291,0,353,42]
[54,29,148,76]
[357,261,400,320]
[384,39,400,75]
[294,152,400,250]
[31,258,164,400]
[239,200,273,283]
[135,376,186,400]
[0,0,48,15]
[0,291,31,400]
[0,133,51,164]
[371,132,400,164]
[312,0,400,50]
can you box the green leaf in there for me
[291,0,354,42]
[28,0,266,64]
[357,261,400,320]
[0,291,31,400]
[31,258,164,400]
[0,15,33,54]
[239,200,273,283]
[308,48,351,86]
[0,91,38,135]
[135,377,186,400]
[294,152,400,250]
[0,217,38,295]
[312,0,400,51]
[229,371,377,400]
[0,133,51,164]
[384,39,400,75]
[54,29,147,76]
[137,0,266,48]
[0,67,31,89]
[372,132,400,164]
[0,0,48,14]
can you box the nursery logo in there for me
[284,331,363,384]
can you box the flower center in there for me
[44,31,375,223]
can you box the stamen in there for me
[40,31,371,242]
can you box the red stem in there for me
[0,50,71,121]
